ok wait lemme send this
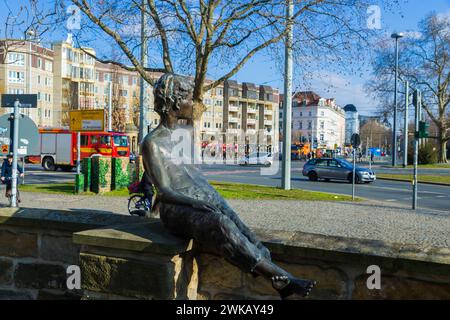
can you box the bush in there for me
[407,142,438,165]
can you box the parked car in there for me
[302,158,376,183]
[239,152,273,167]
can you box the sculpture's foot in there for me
[271,275,316,300]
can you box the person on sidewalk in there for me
[1,154,24,204]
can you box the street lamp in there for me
[391,32,404,167]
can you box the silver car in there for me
[302,158,376,183]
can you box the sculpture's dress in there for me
[142,126,270,272]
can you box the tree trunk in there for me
[438,134,448,163]
[191,99,207,164]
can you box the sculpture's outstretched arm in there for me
[142,139,218,212]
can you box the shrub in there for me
[407,142,438,165]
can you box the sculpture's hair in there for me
[153,73,194,116]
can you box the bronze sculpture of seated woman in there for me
[141,73,315,299]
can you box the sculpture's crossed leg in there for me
[159,202,316,299]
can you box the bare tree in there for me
[368,13,450,163]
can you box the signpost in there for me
[69,110,105,175]
[412,90,421,210]
[1,94,37,207]
[351,133,361,201]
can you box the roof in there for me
[344,104,358,112]
[242,82,257,90]
[293,91,322,106]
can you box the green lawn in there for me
[377,174,450,185]
[391,163,450,169]
[20,181,357,201]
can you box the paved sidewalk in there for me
[2,191,449,249]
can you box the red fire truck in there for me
[37,129,130,171]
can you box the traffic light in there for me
[418,121,429,138]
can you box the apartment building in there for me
[0,40,55,127]
[279,91,346,150]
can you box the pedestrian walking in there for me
[1,154,24,205]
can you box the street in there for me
[21,161,450,212]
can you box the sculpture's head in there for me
[154,73,194,121]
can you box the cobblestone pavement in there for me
[2,191,449,248]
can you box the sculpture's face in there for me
[176,89,194,120]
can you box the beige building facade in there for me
[0,40,55,127]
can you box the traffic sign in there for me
[351,133,361,147]
[0,113,39,156]
[1,94,37,108]
[70,110,105,132]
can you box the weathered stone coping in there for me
[73,221,193,255]
[0,207,142,232]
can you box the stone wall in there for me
[0,207,141,300]
[1,208,449,300]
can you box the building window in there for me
[37,58,42,68]
[320,134,324,142]
[8,89,24,94]
[299,121,303,130]
[320,121,324,129]
[45,61,52,72]
[308,121,312,130]
[321,111,325,116]
[309,111,312,117]
[38,75,41,84]
[300,112,303,117]
[8,53,25,66]
[8,71,25,83]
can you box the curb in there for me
[377,177,450,187]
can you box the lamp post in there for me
[281,0,294,190]
[391,32,404,167]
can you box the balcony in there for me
[264,120,273,126]
[229,117,240,123]
[246,129,256,135]
[264,109,273,115]
[226,128,240,134]
[247,107,257,114]
[247,118,256,125]
[229,105,239,112]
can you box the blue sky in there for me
[1,0,449,115]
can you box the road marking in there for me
[386,199,397,202]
